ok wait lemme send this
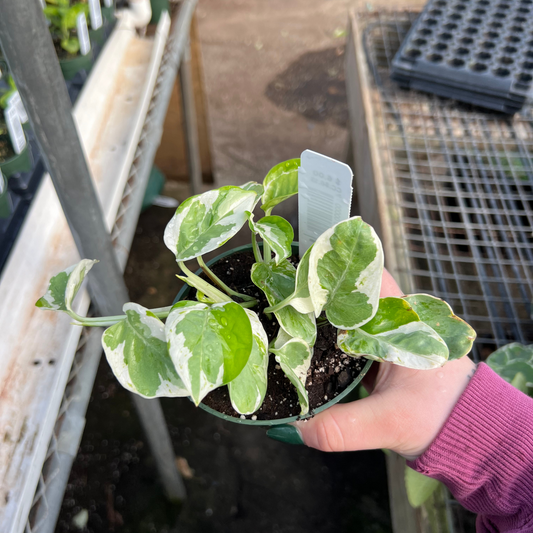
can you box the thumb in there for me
[289,394,395,452]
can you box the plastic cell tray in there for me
[391,0,533,112]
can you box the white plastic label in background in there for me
[89,0,103,29]
[0,168,5,195]
[298,149,353,257]
[37,0,46,8]
[8,92,28,124]
[5,104,26,155]
[104,0,113,7]
[77,13,91,56]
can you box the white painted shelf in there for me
[0,2,198,531]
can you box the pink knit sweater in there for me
[408,363,533,532]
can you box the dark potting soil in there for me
[199,250,367,420]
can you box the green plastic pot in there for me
[0,144,33,179]
[90,26,106,46]
[101,4,115,22]
[174,243,373,426]
[150,0,169,24]
[60,51,94,81]
[141,166,165,211]
[0,172,12,219]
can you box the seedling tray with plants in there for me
[391,0,533,113]
[36,157,476,424]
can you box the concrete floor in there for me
[196,0,354,236]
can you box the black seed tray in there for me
[391,0,533,112]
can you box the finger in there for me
[380,268,403,298]
[293,393,395,452]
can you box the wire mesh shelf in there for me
[358,10,533,363]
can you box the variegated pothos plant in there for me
[36,158,476,417]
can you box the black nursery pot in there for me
[174,243,373,427]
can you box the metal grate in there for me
[359,10,533,363]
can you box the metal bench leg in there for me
[179,40,203,196]
[130,395,187,502]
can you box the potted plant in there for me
[35,157,476,425]
[101,0,116,23]
[150,0,169,24]
[0,64,33,180]
[43,0,94,80]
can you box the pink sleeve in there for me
[407,363,533,533]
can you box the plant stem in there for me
[262,207,273,262]
[72,305,175,327]
[263,293,293,313]
[251,231,263,263]
[198,256,256,302]
[178,261,232,303]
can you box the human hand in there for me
[267,269,476,459]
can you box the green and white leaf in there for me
[165,301,253,405]
[36,259,98,315]
[309,217,383,329]
[261,158,300,213]
[271,337,312,415]
[405,466,441,508]
[164,186,257,261]
[251,260,316,346]
[248,212,293,265]
[240,181,264,198]
[486,343,533,396]
[273,327,293,350]
[288,244,314,313]
[228,309,269,415]
[403,294,476,360]
[102,303,188,398]
[196,290,215,304]
[338,297,449,369]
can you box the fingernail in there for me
[266,424,304,445]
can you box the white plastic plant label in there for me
[298,149,353,256]
[0,168,5,194]
[77,13,91,56]
[5,104,26,155]
[37,0,46,8]
[89,0,103,29]
[8,91,28,124]
[104,0,113,7]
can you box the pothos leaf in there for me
[287,244,314,314]
[248,212,293,265]
[196,290,215,304]
[228,309,269,415]
[240,181,264,198]
[271,337,312,415]
[36,259,98,315]
[405,466,441,508]
[164,186,257,261]
[309,216,383,329]
[251,260,316,346]
[403,294,476,360]
[338,297,449,369]
[102,303,188,398]
[261,158,300,213]
[165,301,253,405]
[486,343,533,395]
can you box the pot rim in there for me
[174,242,373,426]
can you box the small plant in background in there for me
[36,158,476,418]
[0,63,15,162]
[43,0,89,55]
[486,342,533,397]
